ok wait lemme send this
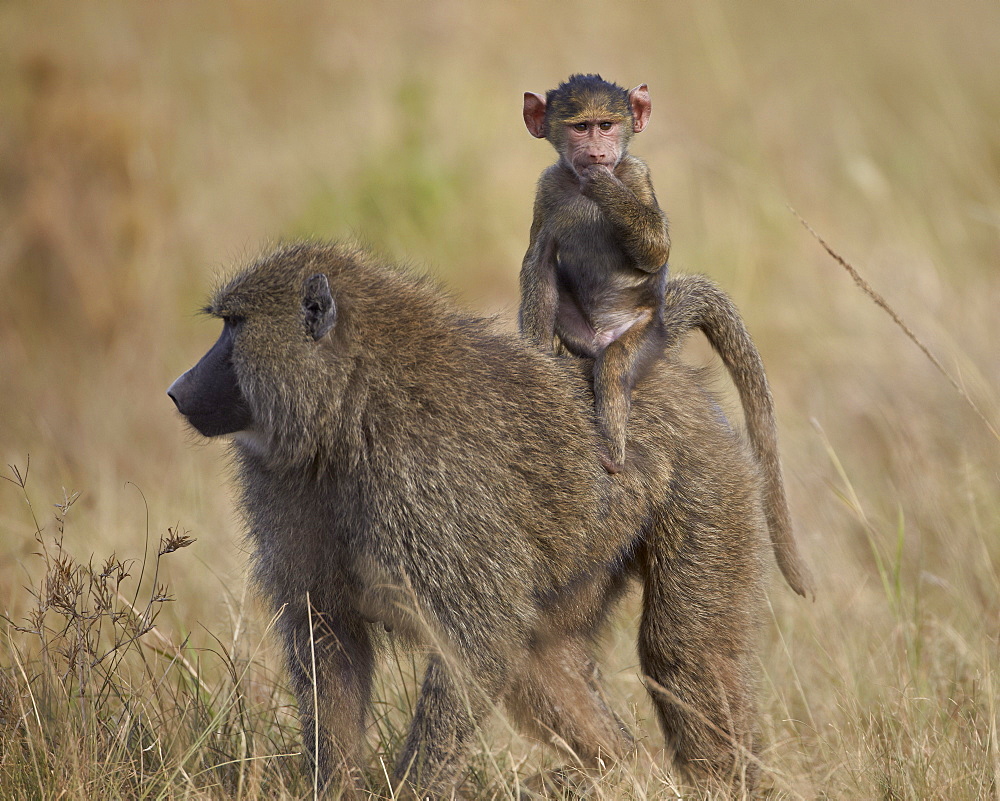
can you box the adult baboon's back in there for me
[168,241,768,796]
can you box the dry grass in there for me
[1,0,998,797]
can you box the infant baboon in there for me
[520,74,812,597]
[521,74,670,473]
[168,241,769,797]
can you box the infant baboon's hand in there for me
[578,164,616,196]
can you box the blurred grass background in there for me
[1,0,998,797]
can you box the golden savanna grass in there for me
[1,0,998,797]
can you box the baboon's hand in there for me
[578,164,619,198]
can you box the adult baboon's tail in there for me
[661,273,815,599]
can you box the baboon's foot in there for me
[522,766,593,799]
[599,451,624,475]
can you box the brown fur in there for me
[169,241,770,796]
[658,274,815,597]
[520,75,812,598]
[521,74,670,473]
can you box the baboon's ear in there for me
[629,84,651,133]
[302,273,337,341]
[523,92,548,138]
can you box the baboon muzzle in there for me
[168,320,252,437]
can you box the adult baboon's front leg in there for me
[280,604,375,798]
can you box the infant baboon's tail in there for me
[661,273,815,599]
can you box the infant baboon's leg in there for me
[593,319,666,472]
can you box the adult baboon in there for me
[168,241,769,796]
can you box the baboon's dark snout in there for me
[166,373,188,414]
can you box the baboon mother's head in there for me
[166,243,367,463]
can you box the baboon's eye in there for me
[573,122,588,132]
[599,121,614,131]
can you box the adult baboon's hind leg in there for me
[393,653,509,798]
[638,508,766,794]
[505,635,635,768]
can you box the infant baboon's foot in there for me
[599,451,624,475]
